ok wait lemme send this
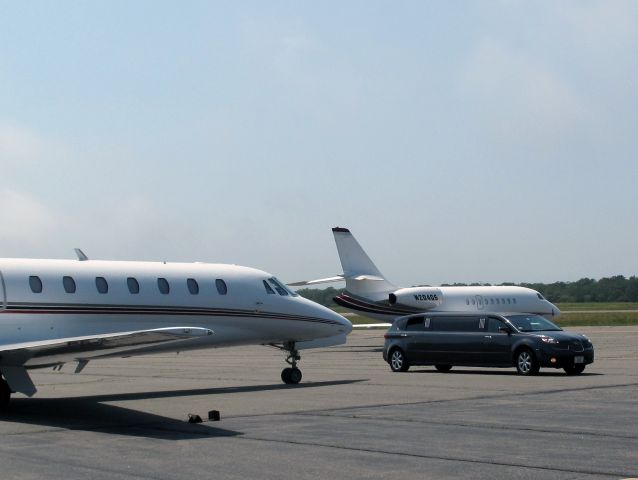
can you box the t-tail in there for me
[331,227,396,301]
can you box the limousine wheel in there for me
[563,364,585,375]
[515,349,539,376]
[434,365,452,373]
[389,349,409,372]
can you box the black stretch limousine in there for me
[383,312,594,375]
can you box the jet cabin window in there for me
[63,276,76,294]
[29,276,43,293]
[95,277,108,294]
[187,278,199,295]
[127,277,140,294]
[158,278,170,294]
[215,279,227,295]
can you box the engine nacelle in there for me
[388,287,443,310]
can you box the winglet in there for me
[74,248,89,261]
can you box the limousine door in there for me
[404,316,428,362]
[428,317,484,365]
[482,317,513,365]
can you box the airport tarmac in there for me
[1,326,637,479]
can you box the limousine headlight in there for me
[539,336,559,345]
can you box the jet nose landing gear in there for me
[281,342,302,385]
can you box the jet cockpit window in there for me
[215,279,228,295]
[537,293,545,300]
[63,276,76,294]
[267,278,298,297]
[158,278,170,294]
[96,277,108,294]
[187,278,199,295]
[263,280,276,294]
[29,276,43,293]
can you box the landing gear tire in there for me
[281,367,302,384]
[564,364,586,375]
[0,378,11,412]
[281,342,302,385]
[434,365,452,372]
[516,348,540,376]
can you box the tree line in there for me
[296,276,638,306]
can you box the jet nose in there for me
[551,303,561,317]
[320,304,353,334]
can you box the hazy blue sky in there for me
[1,1,636,286]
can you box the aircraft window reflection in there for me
[513,298,517,304]
[187,278,199,295]
[96,277,108,294]
[63,276,76,294]
[127,277,140,294]
[158,278,170,294]
[263,280,276,294]
[29,276,43,293]
[216,279,228,295]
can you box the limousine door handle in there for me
[484,335,492,339]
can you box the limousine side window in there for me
[63,276,76,294]
[29,275,43,293]
[488,317,507,333]
[405,317,424,331]
[432,317,481,332]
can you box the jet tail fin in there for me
[332,227,396,299]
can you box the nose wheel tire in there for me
[389,349,409,372]
[281,367,302,384]
[516,349,540,375]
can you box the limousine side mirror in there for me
[498,326,512,335]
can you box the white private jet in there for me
[291,228,560,324]
[0,250,352,410]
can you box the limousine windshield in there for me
[505,314,562,332]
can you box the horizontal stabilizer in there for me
[351,275,385,281]
[288,275,344,287]
[0,327,214,368]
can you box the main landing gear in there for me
[281,342,302,385]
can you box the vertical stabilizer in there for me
[332,227,396,300]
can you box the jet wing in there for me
[0,327,214,368]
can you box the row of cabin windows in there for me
[28,275,228,296]
[466,297,517,306]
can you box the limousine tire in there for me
[434,365,452,372]
[389,348,409,372]
[515,348,540,376]
[563,364,586,375]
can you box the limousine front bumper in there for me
[536,346,595,368]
